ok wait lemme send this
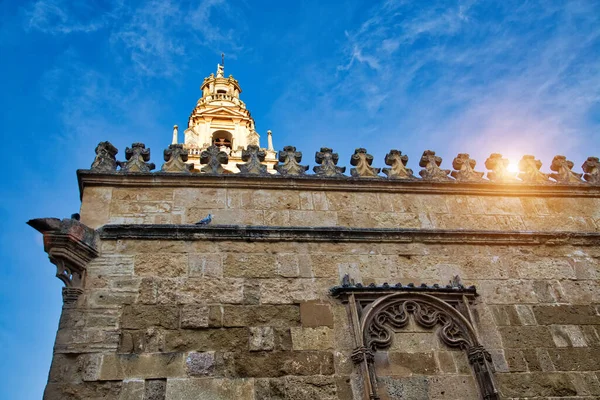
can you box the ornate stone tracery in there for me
[452,153,485,182]
[162,144,193,173]
[550,155,584,184]
[237,145,268,175]
[275,146,309,176]
[582,156,600,184]
[419,150,452,181]
[200,145,229,174]
[485,153,518,183]
[332,285,499,400]
[518,155,550,183]
[382,150,415,179]
[119,143,155,173]
[90,141,118,172]
[314,147,346,177]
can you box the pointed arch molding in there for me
[334,289,500,400]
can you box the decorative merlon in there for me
[162,144,193,173]
[90,141,118,173]
[382,150,415,179]
[419,150,452,181]
[550,155,583,184]
[237,145,268,175]
[485,153,518,182]
[200,145,229,174]
[84,141,600,185]
[582,157,600,184]
[350,148,380,178]
[119,143,155,173]
[275,146,308,176]
[314,147,346,177]
[27,217,99,305]
[518,155,550,183]
[452,153,484,182]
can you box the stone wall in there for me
[38,172,600,399]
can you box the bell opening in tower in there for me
[212,130,233,154]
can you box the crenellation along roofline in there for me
[77,169,600,201]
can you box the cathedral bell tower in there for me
[178,59,277,173]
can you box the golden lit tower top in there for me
[180,58,276,173]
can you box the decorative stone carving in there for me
[200,145,229,174]
[582,156,600,184]
[313,147,346,177]
[274,146,309,176]
[360,293,499,400]
[485,153,518,182]
[350,346,374,365]
[518,155,550,183]
[451,153,484,182]
[382,150,415,179]
[237,145,268,175]
[161,144,193,173]
[90,141,118,172]
[350,148,381,178]
[27,217,99,305]
[119,143,155,173]
[550,155,584,184]
[419,150,452,181]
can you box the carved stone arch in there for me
[361,293,478,352]
[348,291,499,400]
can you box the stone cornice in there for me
[77,170,600,200]
[98,224,600,246]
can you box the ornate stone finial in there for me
[200,145,229,174]
[419,150,452,181]
[267,130,274,151]
[275,146,308,176]
[350,148,381,178]
[582,156,600,184]
[382,150,415,179]
[484,153,518,183]
[27,217,99,305]
[550,155,584,184]
[90,141,118,172]
[161,144,193,173]
[237,145,268,175]
[313,147,346,177]
[451,153,484,182]
[119,143,155,173]
[517,155,550,183]
[172,125,178,144]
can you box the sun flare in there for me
[506,162,519,173]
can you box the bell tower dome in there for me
[181,59,277,173]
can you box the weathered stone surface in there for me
[237,145,268,175]
[118,379,145,400]
[291,327,334,350]
[582,156,600,184]
[144,379,166,400]
[533,304,600,325]
[498,326,554,348]
[375,351,438,377]
[233,351,334,377]
[300,301,334,328]
[485,153,519,182]
[44,381,123,400]
[180,305,210,329]
[215,305,300,328]
[200,145,229,174]
[165,378,255,399]
[119,142,155,172]
[256,376,337,400]
[496,372,578,397]
[91,141,118,172]
[186,351,215,376]
[250,326,275,351]
[98,353,186,380]
[383,150,415,179]
[451,153,484,182]
[121,305,179,329]
[550,155,584,184]
[419,150,452,181]
[164,328,248,352]
[518,154,550,183]
[134,253,187,277]
[313,148,345,177]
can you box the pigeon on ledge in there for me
[195,214,213,225]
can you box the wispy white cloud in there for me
[25,0,112,34]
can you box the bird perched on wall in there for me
[195,214,213,225]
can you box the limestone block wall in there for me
[39,173,600,399]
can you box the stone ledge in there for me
[77,170,600,200]
[99,224,600,246]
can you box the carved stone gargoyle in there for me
[518,155,550,183]
[350,148,381,178]
[382,150,415,179]
[27,217,99,305]
[90,141,118,172]
[119,143,155,173]
[275,146,309,176]
[419,150,452,181]
[550,155,583,184]
[200,145,229,174]
[237,145,268,175]
[451,153,485,182]
[485,153,519,183]
[313,147,346,177]
[582,157,600,184]
[161,144,193,173]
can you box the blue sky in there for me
[1,0,599,397]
